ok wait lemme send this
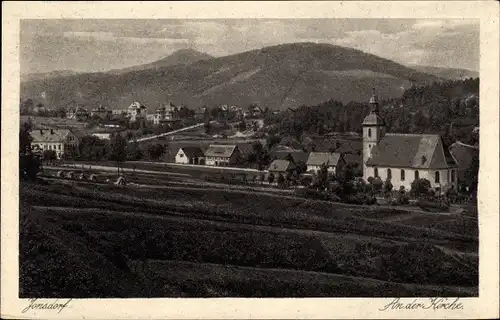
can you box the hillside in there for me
[107,49,213,75]
[20,42,440,110]
[408,65,479,80]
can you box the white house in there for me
[30,128,79,159]
[306,152,345,174]
[127,101,147,122]
[204,144,241,166]
[362,89,458,192]
[175,147,205,165]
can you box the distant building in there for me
[267,159,296,174]
[194,107,208,121]
[362,89,458,192]
[127,101,147,122]
[112,109,126,116]
[249,105,263,117]
[30,128,79,159]
[67,106,89,122]
[270,150,309,164]
[204,144,241,166]
[90,105,111,120]
[153,102,180,125]
[306,152,345,174]
[175,147,205,165]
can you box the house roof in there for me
[204,144,238,158]
[268,159,295,172]
[30,129,72,143]
[179,147,205,158]
[271,150,310,163]
[366,134,457,169]
[306,152,342,167]
[128,101,146,109]
[449,141,479,178]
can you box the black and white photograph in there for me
[2,1,499,319]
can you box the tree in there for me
[266,134,281,150]
[267,172,275,184]
[126,140,143,161]
[464,152,479,198]
[370,177,384,193]
[19,126,40,180]
[238,121,247,132]
[277,173,286,188]
[313,163,329,189]
[204,121,212,134]
[42,150,57,163]
[108,133,127,171]
[147,143,166,161]
[384,178,393,196]
[410,178,432,197]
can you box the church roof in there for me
[366,134,457,169]
[362,113,385,126]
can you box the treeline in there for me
[265,78,479,145]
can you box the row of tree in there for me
[265,78,479,145]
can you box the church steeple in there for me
[369,88,380,114]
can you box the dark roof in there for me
[204,144,238,158]
[30,129,73,143]
[179,147,204,158]
[268,159,295,172]
[449,141,479,179]
[306,152,342,167]
[270,150,310,163]
[366,134,457,169]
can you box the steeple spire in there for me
[369,87,380,114]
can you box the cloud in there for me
[63,31,189,45]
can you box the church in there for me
[362,89,458,193]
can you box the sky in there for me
[20,19,479,74]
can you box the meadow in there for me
[20,179,478,297]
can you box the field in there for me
[20,179,478,298]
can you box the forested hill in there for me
[266,78,479,145]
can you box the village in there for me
[20,88,479,210]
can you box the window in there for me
[58,144,61,150]
[368,128,372,138]
[374,167,379,178]
[451,170,455,182]
[387,168,392,180]
[179,153,184,157]
[400,169,405,181]
[435,171,440,183]
[414,170,419,180]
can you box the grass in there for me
[20,180,479,297]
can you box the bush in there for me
[417,199,450,212]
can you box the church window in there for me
[451,170,455,182]
[387,168,392,180]
[368,128,372,137]
[401,169,405,181]
[435,171,440,183]
[374,167,379,178]
[414,170,419,180]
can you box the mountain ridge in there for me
[20,42,442,110]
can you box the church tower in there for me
[362,88,386,180]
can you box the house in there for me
[175,147,205,165]
[194,107,208,121]
[267,159,296,174]
[362,89,458,192]
[306,152,345,174]
[30,128,79,159]
[127,101,147,122]
[204,144,241,166]
[271,150,309,165]
[249,105,263,117]
[153,102,179,125]
[90,105,111,120]
[448,141,479,189]
[112,109,126,116]
[67,106,89,122]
